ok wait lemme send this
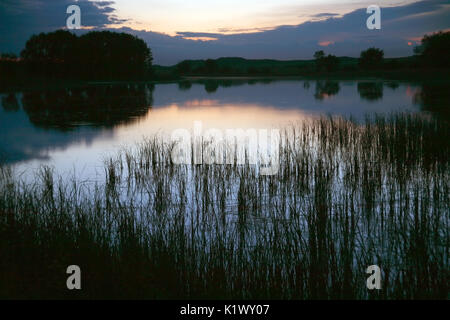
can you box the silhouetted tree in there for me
[21,31,76,62]
[314,51,339,72]
[414,31,450,68]
[21,30,77,77]
[314,50,325,60]
[247,67,259,75]
[0,53,18,59]
[220,66,233,74]
[0,52,23,83]
[314,50,325,71]
[74,31,153,79]
[176,60,192,75]
[1,93,19,112]
[205,59,218,74]
[323,55,339,72]
[359,48,384,70]
[261,67,271,75]
[20,30,153,80]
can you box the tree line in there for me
[2,30,153,81]
[313,46,386,72]
[313,31,450,72]
[172,31,450,76]
[1,30,449,82]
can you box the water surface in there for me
[0,79,446,180]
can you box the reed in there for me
[0,113,448,299]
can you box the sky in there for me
[1,0,450,65]
[111,0,418,36]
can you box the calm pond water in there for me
[0,79,447,181]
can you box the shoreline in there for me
[1,70,450,93]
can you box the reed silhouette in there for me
[0,113,448,299]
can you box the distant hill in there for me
[153,56,419,79]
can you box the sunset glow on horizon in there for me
[109,0,421,37]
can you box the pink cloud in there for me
[318,41,334,47]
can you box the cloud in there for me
[216,27,277,34]
[144,0,450,64]
[319,41,335,47]
[312,13,340,18]
[0,0,124,54]
[176,32,222,39]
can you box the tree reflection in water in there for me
[21,84,154,130]
[357,82,383,101]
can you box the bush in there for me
[359,48,384,70]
